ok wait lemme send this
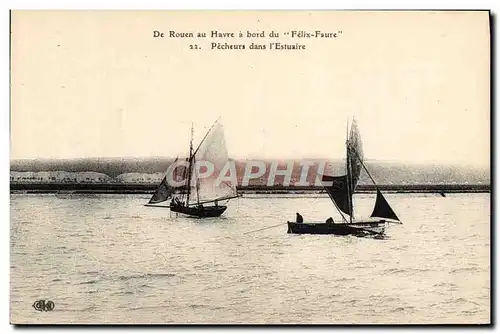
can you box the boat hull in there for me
[170,204,227,218]
[287,221,386,236]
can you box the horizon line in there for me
[9,155,490,169]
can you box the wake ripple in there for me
[116,273,176,281]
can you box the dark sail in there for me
[370,189,400,221]
[148,176,173,204]
[347,119,363,191]
[148,157,179,204]
[322,174,351,216]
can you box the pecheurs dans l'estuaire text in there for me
[153,29,343,51]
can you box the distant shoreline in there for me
[10,182,490,194]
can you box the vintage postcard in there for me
[10,10,490,324]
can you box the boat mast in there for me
[186,123,194,205]
[195,155,201,205]
[346,120,353,224]
[191,118,220,206]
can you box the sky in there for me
[10,10,490,166]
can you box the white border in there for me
[2,1,497,333]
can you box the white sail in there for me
[187,159,200,205]
[188,121,238,204]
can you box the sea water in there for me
[10,193,490,324]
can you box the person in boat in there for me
[215,200,218,207]
[296,212,303,223]
[326,217,334,224]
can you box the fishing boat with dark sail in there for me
[145,119,240,218]
[287,119,402,237]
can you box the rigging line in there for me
[193,156,201,205]
[346,120,354,223]
[184,195,240,206]
[186,125,194,204]
[144,204,171,208]
[163,155,179,178]
[347,150,354,221]
[191,118,221,158]
[350,146,378,188]
[243,222,288,235]
[350,145,403,224]
[220,180,238,192]
[178,158,189,202]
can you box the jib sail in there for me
[370,189,400,221]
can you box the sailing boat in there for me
[287,119,402,236]
[146,119,240,218]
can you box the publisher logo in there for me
[33,300,55,312]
